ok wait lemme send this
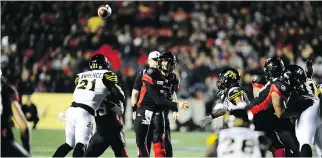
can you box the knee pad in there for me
[300,144,312,157]
[72,143,85,157]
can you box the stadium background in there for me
[1,1,322,157]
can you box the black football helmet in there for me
[217,68,241,90]
[264,57,285,80]
[158,52,176,73]
[89,54,111,70]
[283,65,307,90]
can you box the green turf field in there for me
[13,129,212,157]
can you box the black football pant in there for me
[146,112,173,157]
[85,130,128,157]
[1,127,30,157]
[253,111,299,157]
[135,109,166,157]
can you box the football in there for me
[97,4,112,18]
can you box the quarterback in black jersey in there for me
[132,51,176,157]
[199,68,249,127]
[135,52,189,157]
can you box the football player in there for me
[85,92,129,157]
[135,51,189,157]
[245,57,299,157]
[53,54,124,157]
[282,65,322,157]
[199,68,249,127]
[205,109,270,157]
[316,83,322,157]
[132,51,176,157]
[1,74,31,157]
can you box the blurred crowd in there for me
[1,1,322,107]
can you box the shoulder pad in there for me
[252,75,266,85]
[104,71,118,84]
[228,87,245,101]
[145,68,157,75]
[274,80,290,95]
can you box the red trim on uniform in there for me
[10,92,20,102]
[116,114,123,126]
[250,85,273,115]
[250,84,287,115]
[142,74,154,85]
[153,142,166,157]
[137,82,147,108]
[273,148,285,157]
[252,83,264,89]
[123,147,129,157]
[271,84,283,97]
[2,129,7,137]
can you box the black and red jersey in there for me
[1,84,20,130]
[137,68,179,112]
[246,78,291,115]
[252,75,267,90]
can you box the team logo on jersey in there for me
[157,81,164,85]
[147,69,153,74]
[281,85,287,91]
[252,75,258,81]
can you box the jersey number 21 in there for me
[77,79,96,91]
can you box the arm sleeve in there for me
[103,72,125,102]
[144,81,178,111]
[133,71,143,91]
[245,85,270,110]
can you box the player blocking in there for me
[53,54,124,157]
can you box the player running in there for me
[199,68,249,127]
[135,51,189,157]
[1,74,31,157]
[245,57,299,157]
[205,109,270,157]
[85,92,129,157]
[282,65,322,157]
[53,54,124,157]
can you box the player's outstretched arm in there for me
[199,109,226,127]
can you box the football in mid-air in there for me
[97,4,112,18]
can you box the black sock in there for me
[72,143,85,157]
[53,143,73,157]
[21,129,30,152]
[300,144,312,157]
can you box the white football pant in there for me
[64,107,94,147]
[295,98,319,150]
[315,113,322,157]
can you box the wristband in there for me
[132,104,137,112]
